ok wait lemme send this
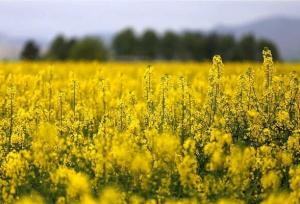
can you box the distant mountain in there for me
[214,16,300,60]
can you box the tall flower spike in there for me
[144,65,153,102]
[263,47,274,91]
[208,55,224,124]
[262,47,274,118]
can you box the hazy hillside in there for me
[214,16,300,60]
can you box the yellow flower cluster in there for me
[0,50,300,203]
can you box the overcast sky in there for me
[1,1,300,40]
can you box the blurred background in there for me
[1,0,300,61]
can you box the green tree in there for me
[160,31,180,60]
[238,34,257,61]
[69,37,108,61]
[204,33,220,60]
[112,28,138,58]
[20,40,40,60]
[47,35,77,60]
[218,35,236,61]
[181,32,205,61]
[138,29,159,60]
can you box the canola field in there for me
[1,49,300,204]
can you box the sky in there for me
[0,0,300,40]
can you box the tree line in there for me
[21,28,280,61]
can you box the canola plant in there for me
[0,48,300,204]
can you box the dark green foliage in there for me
[180,32,205,61]
[69,37,108,61]
[20,28,280,62]
[239,34,257,61]
[20,40,40,60]
[111,28,280,61]
[138,29,159,60]
[47,34,77,60]
[159,31,180,60]
[112,28,138,58]
[204,33,220,60]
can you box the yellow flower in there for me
[277,110,289,123]
[131,153,151,174]
[98,187,125,204]
[261,171,281,190]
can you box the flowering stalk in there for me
[263,47,274,118]
[207,55,224,125]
